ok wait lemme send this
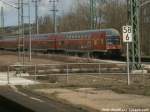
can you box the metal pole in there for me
[18,0,21,62]
[28,0,32,61]
[34,65,37,81]
[53,1,56,33]
[128,0,141,70]
[137,0,141,67]
[99,64,101,75]
[66,64,69,84]
[0,7,4,33]
[21,0,25,65]
[90,0,97,29]
[50,0,58,33]
[7,66,10,84]
[127,42,130,85]
[35,0,39,34]
[32,0,39,34]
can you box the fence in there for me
[3,62,150,85]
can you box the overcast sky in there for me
[0,0,74,26]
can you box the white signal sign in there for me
[123,25,133,43]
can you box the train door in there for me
[91,32,106,51]
[47,35,56,50]
[55,34,64,51]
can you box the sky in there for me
[0,0,73,26]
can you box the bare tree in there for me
[59,0,90,32]
[141,0,150,55]
[102,0,127,32]
[38,16,53,33]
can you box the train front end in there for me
[105,29,122,57]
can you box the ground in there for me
[0,54,62,65]
[34,88,150,112]
[0,53,150,112]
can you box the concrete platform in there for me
[0,72,38,85]
[0,86,89,112]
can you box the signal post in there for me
[123,25,133,85]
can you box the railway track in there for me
[0,50,150,63]
[112,56,150,62]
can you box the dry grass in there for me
[18,74,150,96]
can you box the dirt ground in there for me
[34,88,150,112]
[21,73,150,112]
[0,53,97,66]
[0,54,64,65]
[0,52,123,65]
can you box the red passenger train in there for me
[0,29,122,57]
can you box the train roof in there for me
[0,35,17,40]
[59,28,120,36]
[0,28,120,40]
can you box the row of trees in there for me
[38,0,127,33]
[140,0,150,55]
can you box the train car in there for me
[59,28,122,56]
[0,28,122,57]
[0,36,18,51]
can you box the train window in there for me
[80,33,82,38]
[68,34,70,39]
[81,33,83,37]
[75,34,77,39]
[65,34,67,39]
[79,34,80,39]
[64,34,66,39]
[67,34,69,39]
[83,33,86,39]
[83,34,85,38]
[69,34,71,39]
[106,37,120,45]
[77,34,79,39]
[86,34,88,39]
[74,34,76,39]
[78,34,80,39]
[72,34,74,39]
[83,33,86,38]
[88,35,91,39]
[80,33,83,38]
